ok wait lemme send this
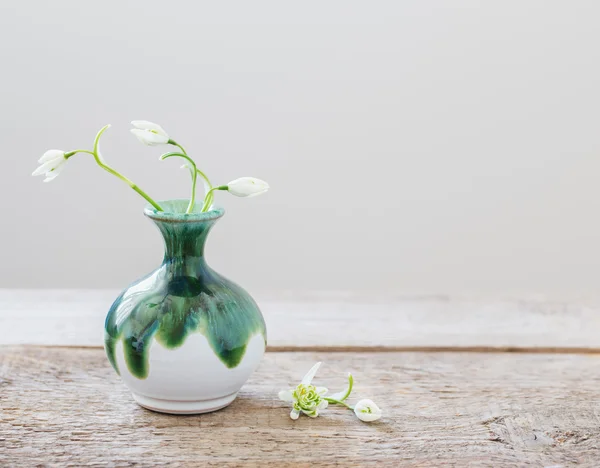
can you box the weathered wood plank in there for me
[1,346,599,466]
[1,289,599,349]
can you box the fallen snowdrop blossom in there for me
[278,362,329,419]
[279,362,382,423]
[353,399,383,422]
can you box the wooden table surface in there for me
[2,290,600,467]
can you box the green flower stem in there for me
[195,167,213,192]
[170,140,200,216]
[65,149,95,159]
[201,185,228,212]
[324,397,354,410]
[168,139,215,212]
[82,126,163,211]
[99,163,163,212]
[196,168,214,211]
[168,139,188,157]
[330,373,354,401]
[160,151,199,214]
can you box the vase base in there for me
[132,391,238,415]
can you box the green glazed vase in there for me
[104,200,267,414]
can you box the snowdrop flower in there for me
[278,362,329,420]
[226,177,269,198]
[32,150,67,182]
[33,124,164,211]
[202,177,269,210]
[130,120,170,146]
[353,399,382,422]
[277,363,381,423]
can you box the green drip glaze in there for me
[104,200,267,380]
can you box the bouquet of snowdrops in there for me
[32,121,269,211]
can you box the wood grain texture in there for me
[2,346,599,467]
[2,289,600,349]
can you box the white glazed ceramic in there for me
[112,333,266,414]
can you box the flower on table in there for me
[226,177,269,198]
[278,362,329,419]
[32,150,67,182]
[353,399,382,422]
[130,120,170,146]
[279,362,383,423]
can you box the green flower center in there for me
[293,384,324,413]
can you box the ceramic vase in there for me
[104,200,267,414]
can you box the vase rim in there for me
[144,199,225,223]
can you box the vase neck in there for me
[144,201,225,276]
[152,218,219,267]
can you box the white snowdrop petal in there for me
[243,191,264,198]
[130,128,146,141]
[290,409,300,420]
[131,129,152,144]
[131,129,169,146]
[278,389,295,402]
[131,120,168,136]
[353,399,382,422]
[301,362,322,386]
[32,159,60,176]
[356,412,381,422]
[32,165,48,176]
[42,163,65,182]
[226,177,270,197]
[149,133,170,145]
[43,174,59,183]
[38,149,65,163]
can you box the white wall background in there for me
[2,1,600,295]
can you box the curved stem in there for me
[168,139,214,211]
[160,151,198,213]
[65,149,95,159]
[90,125,163,211]
[195,167,212,189]
[102,164,163,211]
[201,187,217,212]
[169,139,188,156]
[201,185,227,212]
[324,397,353,410]
[168,139,213,206]
[196,168,214,210]
[328,373,354,402]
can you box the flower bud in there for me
[353,399,382,422]
[226,177,269,198]
[131,120,169,146]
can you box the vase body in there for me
[104,200,267,414]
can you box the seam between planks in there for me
[7,344,600,354]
